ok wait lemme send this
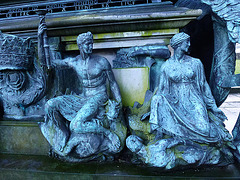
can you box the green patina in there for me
[126,88,155,142]
[113,121,127,146]
[48,123,57,146]
[128,115,154,142]
[235,59,240,74]
[61,29,178,41]
[63,29,178,51]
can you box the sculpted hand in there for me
[38,22,47,37]
[117,100,122,110]
[128,51,136,57]
[211,106,227,121]
[127,51,138,60]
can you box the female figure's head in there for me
[77,32,93,59]
[170,32,190,53]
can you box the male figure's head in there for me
[77,32,93,59]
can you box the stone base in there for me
[0,154,240,179]
[0,120,49,155]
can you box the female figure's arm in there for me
[156,63,168,95]
[129,46,170,60]
[196,59,227,120]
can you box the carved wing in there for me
[176,0,240,43]
[201,0,240,43]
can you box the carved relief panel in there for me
[0,32,46,120]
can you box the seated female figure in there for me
[149,32,232,143]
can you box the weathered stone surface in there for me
[0,121,49,155]
[113,68,149,107]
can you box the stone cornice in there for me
[0,3,202,39]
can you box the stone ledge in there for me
[0,3,201,39]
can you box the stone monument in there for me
[1,0,240,176]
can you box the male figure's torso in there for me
[69,55,109,97]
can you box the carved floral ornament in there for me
[0,71,26,91]
[6,71,26,91]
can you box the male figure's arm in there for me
[52,58,73,69]
[104,59,121,104]
[38,21,72,69]
[38,21,47,67]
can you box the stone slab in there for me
[0,121,49,155]
[113,68,149,107]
